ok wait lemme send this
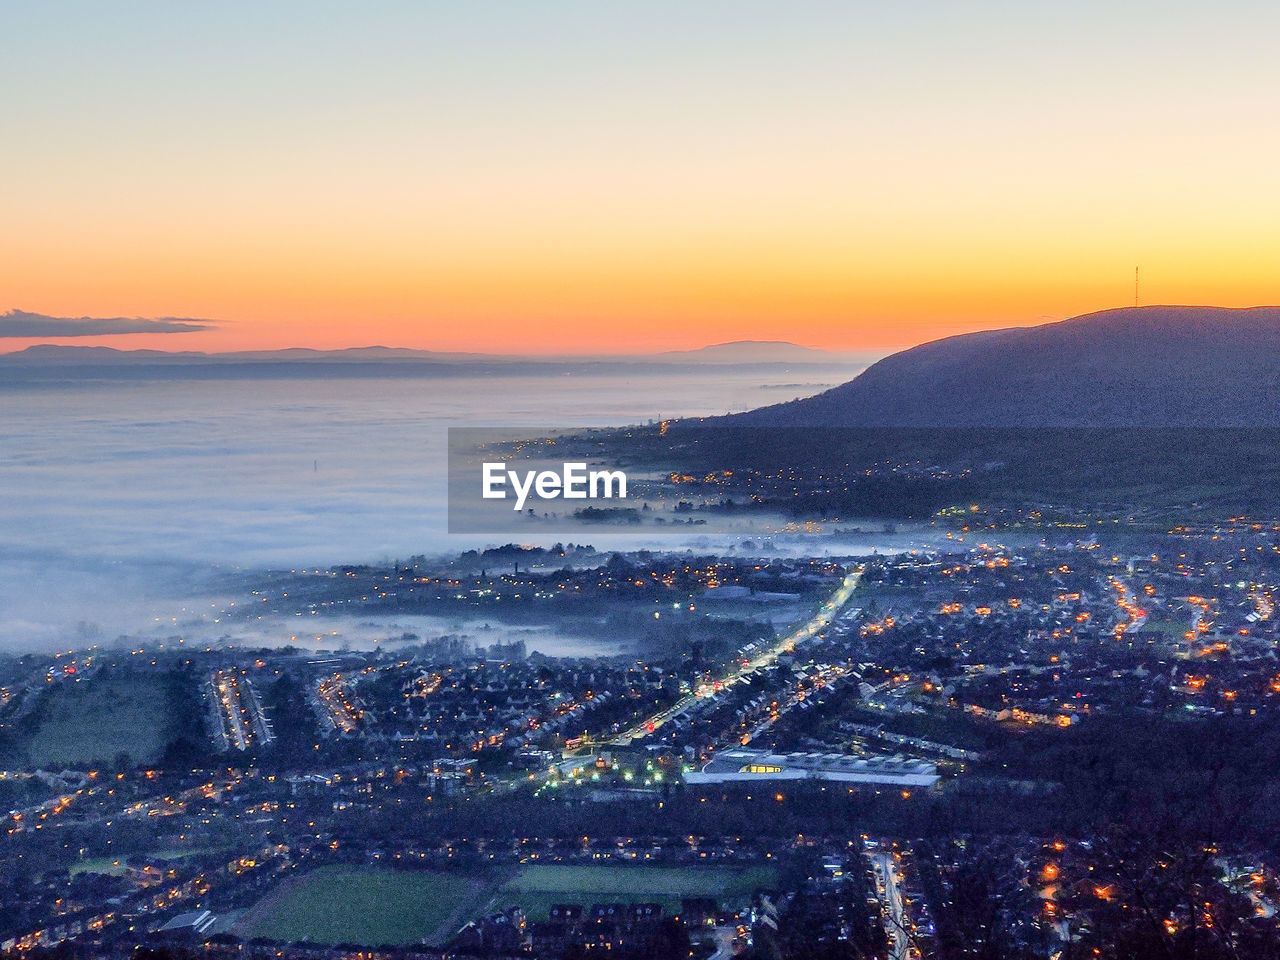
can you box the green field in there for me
[237,863,779,946]
[1137,617,1191,638]
[485,863,779,921]
[237,867,487,946]
[69,846,227,878]
[69,857,131,877]
[23,673,177,768]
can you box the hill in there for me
[612,306,1280,517]
[735,306,1280,426]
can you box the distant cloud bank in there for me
[0,309,216,337]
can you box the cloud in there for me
[0,309,216,337]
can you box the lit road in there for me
[739,661,855,747]
[211,670,252,750]
[608,567,861,745]
[315,673,362,734]
[876,851,910,960]
[209,669,274,750]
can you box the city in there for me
[5,2,1280,957]
[4,514,1280,958]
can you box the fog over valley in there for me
[0,361,867,652]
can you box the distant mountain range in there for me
[736,306,1280,426]
[0,339,872,379]
[658,340,836,363]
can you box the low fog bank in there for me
[204,612,629,660]
[0,521,970,655]
[0,547,238,652]
[0,367,892,655]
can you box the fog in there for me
[0,366,863,652]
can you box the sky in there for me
[2,1,1279,355]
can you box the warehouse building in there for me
[684,749,939,788]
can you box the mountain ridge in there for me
[732,305,1280,427]
[0,339,858,366]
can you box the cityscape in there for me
[5,2,1280,958]
[4,510,1280,957]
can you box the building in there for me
[153,909,236,939]
[684,749,939,788]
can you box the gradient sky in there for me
[2,1,1279,354]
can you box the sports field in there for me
[237,862,779,946]
[485,863,778,921]
[236,866,486,946]
[23,673,177,768]
[1137,616,1192,638]
[69,846,225,877]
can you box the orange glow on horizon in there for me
[6,199,1278,354]
[5,6,1280,356]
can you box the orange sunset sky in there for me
[2,3,1278,355]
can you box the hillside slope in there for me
[736,306,1280,426]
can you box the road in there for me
[211,670,253,750]
[738,661,855,747]
[608,567,861,745]
[876,851,910,960]
[315,673,362,734]
[210,670,275,750]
